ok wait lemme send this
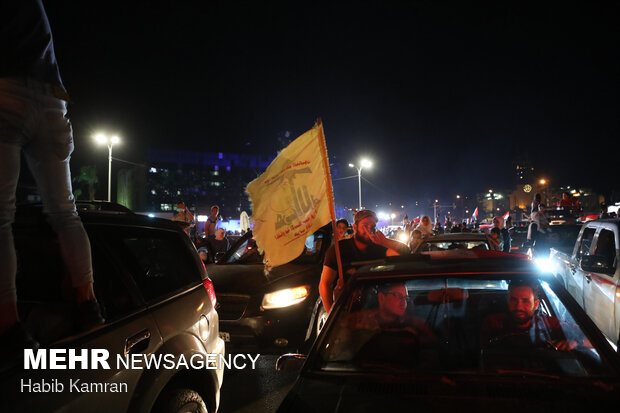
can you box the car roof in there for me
[421,233,489,241]
[15,203,184,231]
[349,252,535,281]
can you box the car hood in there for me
[278,375,620,412]
[205,262,320,294]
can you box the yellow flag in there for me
[246,121,333,269]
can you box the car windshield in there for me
[417,240,489,252]
[225,232,324,264]
[315,275,614,378]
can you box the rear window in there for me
[97,227,202,302]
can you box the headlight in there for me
[261,286,310,309]
[535,258,555,273]
[398,233,409,243]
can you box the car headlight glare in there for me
[262,286,309,309]
[535,258,555,274]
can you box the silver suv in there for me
[2,204,224,413]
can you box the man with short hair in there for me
[335,218,350,241]
[480,280,578,351]
[208,228,230,255]
[205,205,220,237]
[319,209,409,312]
[492,215,511,252]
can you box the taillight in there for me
[202,277,217,306]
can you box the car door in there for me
[568,226,597,305]
[582,225,618,341]
[9,227,163,413]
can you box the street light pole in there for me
[95,133,120,202]
[107,143,113,202]
[349,159,372,210]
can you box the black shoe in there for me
[0,322,39,368]
[75,300,105,332]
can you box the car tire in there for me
[159,388,209,413]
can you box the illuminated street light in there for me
[94,132,121,202]
[349,159,373,210]
[539,179,546,185]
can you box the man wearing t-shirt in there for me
[319,209,410,312]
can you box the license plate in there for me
[219,332,231,342]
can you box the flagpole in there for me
[316,118,345,293]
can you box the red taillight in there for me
[202,277,217,306]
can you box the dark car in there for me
[2,204,224,413]
[205,225,332,353]
[277,254,620,411]
[545,207,578,225]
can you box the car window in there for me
[98,228,202,302]
[13,227,141,342]
[226,237,262,264]
[316,276,612,378]
[594,229,617,269]
[90,239,143,321]
[418,240,488,252]
[226,232,324,264]
[576,227,596,259]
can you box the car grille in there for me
[216,294,250,320]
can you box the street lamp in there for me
[95,133,120,202]
[539,179,548,205]
[349,159,372,210]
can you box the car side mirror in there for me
[580,254,615,275]
[275,353,307,372]
[214,252,226,263]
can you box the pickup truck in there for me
[550,218,620,349]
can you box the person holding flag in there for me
[319,209,410,313]
[472,207,479,225]
[246,119,334,271]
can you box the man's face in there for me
[422,216,430,225]
[353,217,376,245]
[210,207,218,217]
[379,284,408,318]
[508,286,539,326]
[336,222,347,239]
[215,229,225,240]
[492,218,500,227]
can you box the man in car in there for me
[480,279,578,351]
[319,209,409,312]
[336,282,437,366]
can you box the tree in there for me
[73,165,98,201]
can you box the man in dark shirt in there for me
[480,280,577,351]
[492,215,511,253]
[319,209,410,312]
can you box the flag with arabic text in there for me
[246,122,333,269]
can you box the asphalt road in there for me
[218,355,301,413]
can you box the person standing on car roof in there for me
[0,1,104,353]
[493,216,511,252]
[319,209,410,313]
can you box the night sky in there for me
[43,1,619,210]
